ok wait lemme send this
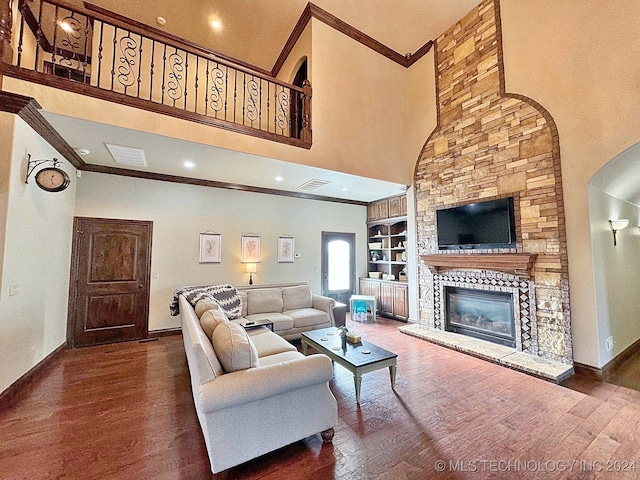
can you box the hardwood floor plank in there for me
[1,317,640,479]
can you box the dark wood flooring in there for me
[606,348,640,392]
[2,317,640,479]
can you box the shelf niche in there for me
[420,253,537,280]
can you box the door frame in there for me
[320,231,356,302]
[66,217,153,347]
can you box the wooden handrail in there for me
[421,253,537,280]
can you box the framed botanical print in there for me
[241,235,261,263]
[278,236,295,263]
[199,233,222,263]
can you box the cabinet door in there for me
[377,200,389,220]
[381,282,394,316]
[400,195,407,216]
[367,203,378,221]
[388,196,402,218]
[393,284,408,321]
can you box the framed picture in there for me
[278,236,295,263]
[241,235,261,263]
[199,233,222,263]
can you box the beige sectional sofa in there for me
[179,293,338,475]
[233,283,336,340]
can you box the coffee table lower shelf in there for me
[301,327,397,403]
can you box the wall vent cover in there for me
[105,143,147,167]
[297,179,330,191]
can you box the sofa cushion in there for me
[200,308,228,338]
[246,328,297,357]
[247,288,283,315]
[282,285,313,311]
[283,308,330,328]
[212,322,259,372]
[238,291,248,317]
[195,298,220,318]
[244,313,294,332]
[258,350,304,366]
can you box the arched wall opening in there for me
[588,141,640,367]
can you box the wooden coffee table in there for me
[301,327,397,403]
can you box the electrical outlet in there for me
[9,283,18,296]
[152,271,159,279]
[605,336,614,352]
[29,345,36,360]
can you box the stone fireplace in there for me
[411,0,573,368]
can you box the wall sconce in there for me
[609,219,629,246]
[245,263,256,285]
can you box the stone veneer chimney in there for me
[414,0,572,364]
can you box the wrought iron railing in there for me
[5,0,312,146]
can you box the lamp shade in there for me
[245,263,257,273]
[609,219,629,231]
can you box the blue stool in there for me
[349,295,377,322]
[352,301,367,319]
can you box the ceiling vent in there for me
[105,143,147,167]
[297,179,331,191]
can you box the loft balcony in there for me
[0,0,312,148]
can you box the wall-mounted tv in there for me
[436,197,516,250]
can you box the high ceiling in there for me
[80,0,481,70]
[51,0,481,201]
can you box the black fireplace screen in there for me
[445,286,516,347]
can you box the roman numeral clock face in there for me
[34,167,71,192]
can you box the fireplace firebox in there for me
[444,286,516,347]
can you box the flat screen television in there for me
[436,197,516,250]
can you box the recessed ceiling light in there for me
[156,16,166,26]
[211,19,223,32]
[275,176,284,182]
[76,148,90,156]
[183,161,196,169]
[342,187,349,192]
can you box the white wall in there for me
[74,172,367,331]
[588,186,640,366]
[0,114,76,393]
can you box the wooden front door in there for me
[68,217,152,347]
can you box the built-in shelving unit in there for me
[368,217,408,281]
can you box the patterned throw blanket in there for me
[170,284,242,319]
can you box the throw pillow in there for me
[212,322,259,372]
[282,284,313,310]
[195,298,220,318]
[199,308,228,338]
[247,288,284,315]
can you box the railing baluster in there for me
[233,69,237,124]
[184,51,188,110]
[137,33,143,98]
[224,65,228,121]
[204,59,209,117]
[16,1,25,67]
[52,6,59,77]
[194,56,199,114]
[149,40,155,101]
[266,82,270,132]
[258,80,262,131]
[110,26,116,91]
[82,15,89,83]
[241,73,246,126]
[34,0,43,71]
[161,43,166,104]
[97,20,104,88]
